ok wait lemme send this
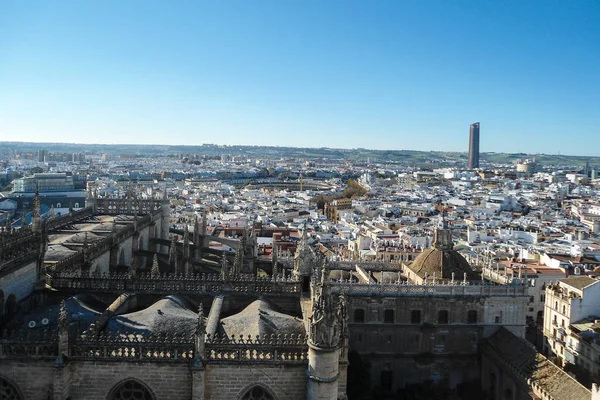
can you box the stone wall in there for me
[0,260,37,302]
[66,361,192,400]
[0,360,55,399]
[91,252,110,275]
[204,364,307,400]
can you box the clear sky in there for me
[1,1,599,155]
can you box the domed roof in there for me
[219,299,304,338]
[409,247,475,281]
[107,295,198,336]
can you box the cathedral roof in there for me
[408,247,475,281]
[219,299,304,338]
[107,295,197,336]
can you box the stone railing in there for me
[205,333,308,364]
[329,261,401,271]
[72,331,195,362]
[0,229,40,265]
[331,281,529,297]
[0,328,58,360]
[46,207,94,231]
[95,199,163,216]
[46,272,301,295]
[70,331,308,365]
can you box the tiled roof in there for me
[560,276,598,290]
[485,328,590,400]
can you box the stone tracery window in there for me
[0,377,23,400]
[240,386,275,400]
[110,380,154,400]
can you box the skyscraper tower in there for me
[468,122,480,169]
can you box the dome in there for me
[408,247,475,281]
[219,299,304,338]
[107,295,198,336]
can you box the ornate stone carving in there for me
[309,263,342,349]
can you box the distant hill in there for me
[1,141,598,167]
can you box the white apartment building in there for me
[543,276,600,362]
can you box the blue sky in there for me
[1,1,599,155]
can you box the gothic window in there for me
[410,310,421,324]
[384,309,394,323]
[354,309,365,323]
[438,310,449,324]
[0,377,23,400]
[467,310,478,324]
[240,386,275,400]
[380,370,393,391]
[109,379,155,400]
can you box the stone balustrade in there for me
[72,331,195,362]
[0,328,58,359]
[46,272,302,295]
[331,280,529,297]
[205,333,308,364]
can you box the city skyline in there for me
[1,1,599,155]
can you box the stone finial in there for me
[272,244,279,278]
[183,225,190,244]
[169,235,178,270]
[194,302,206,368]
[233,248,243,276]
[220,253,229,280]
[337,294,348,338]
[151,254,160,278]
[59,300,68,332]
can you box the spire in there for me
[272,243,279,277]
[151,254,160,277]
[57,299,70,359]
[308,260,340,349]
[193,302,206,368]
[221,252,229,280]
[183,225,190,245]
[201,212,207,235]
[169,235,178,271]
[233,248,242,276]
[32,186,41,218]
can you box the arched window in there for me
[0,376,24,400]
[74,203,80,208]
[240,386,275,400]
[354,309,365,323]
[410,310,421,324]
[438,310,449,324]
[56,202,61,208]
[109,379,155,400]
[467,310,478,324]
